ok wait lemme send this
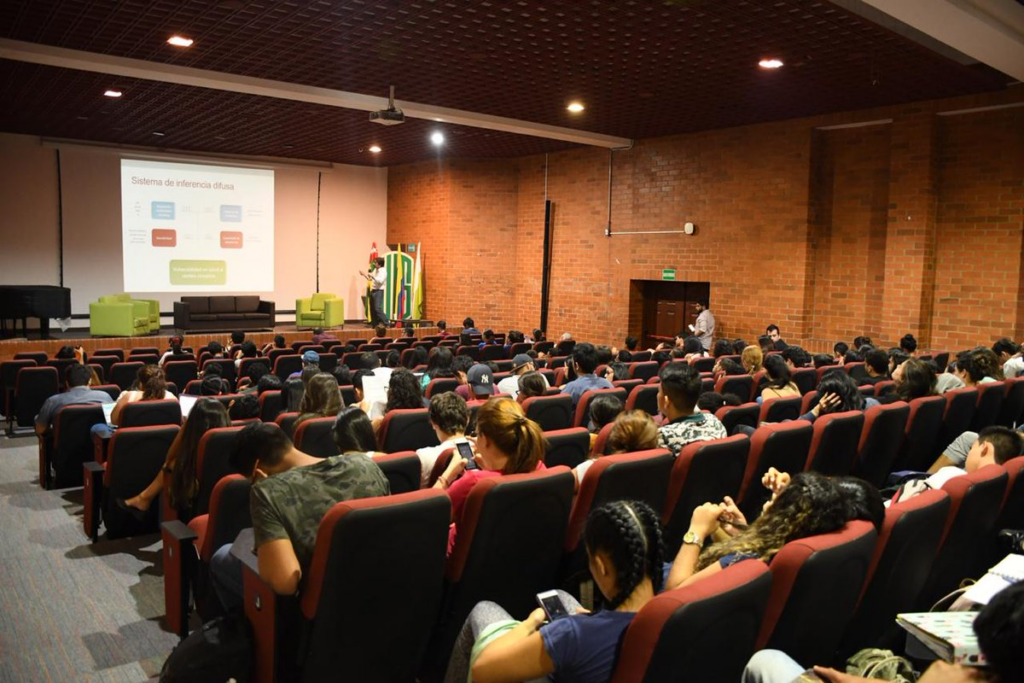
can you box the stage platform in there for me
[0,321,440,361]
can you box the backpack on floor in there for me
[160,614,252,683]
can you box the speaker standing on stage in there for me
[359,257,390,327]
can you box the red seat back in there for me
[374,451,421,494]
[758,396,802,424]
[119,398,182,428]
[806,411,865,476]
[715,375,753,402]
[998,376,1024,428]
[855,402,910,488]
[376,408,438,453]
[543,427,591,469]
[714,402,759,434]
[574,388,627,428]
[898,396,947,472]
[738,422,813,520]
[936,388,978,463]
[791,368,818,395]
[972,381,1005,431]
[293,416,340,458]
[629,362,660,382]
[522,394,573,431]
[625,384,660,418]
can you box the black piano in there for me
[0,285,72,339]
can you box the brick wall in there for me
[388,89,1024,352]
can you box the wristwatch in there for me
[682,530,703,547]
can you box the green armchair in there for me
[296,293,344,328]
[89,294,158,337]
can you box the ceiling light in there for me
[368,145,382,153]
[153,131,166,136]
[103,89,123,98]
[758,58,784,69]
[167,35,194,48]
[566,102,585,113]
[430,132,445,146]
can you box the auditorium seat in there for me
[758,396,802,424]
[293,417,339,458]
[455,345,480,361]
[689,357,715,373]
[84,425,179,542]
[45,358,79,386]
[1,358,35,422]
[837,489,950,657]
[854,402,910,488]
[189,426,246,519]
[715,403,759,435]
[757,520,877,666]
[935,388,977,462]
[791,367,818,395]
[715,375,753,402]
[874,380,896,398]
[998,376,1024,428]
[662,435,750,555]
[118,399,182,428]
[40,403,105,489]
[202,359,237,391]
[542,427,591,469]
[816,365,843,383]
[163,475,251,637]
[897,396,947,472]
[92,384,121,401]
[374,451,421,494]
[997,455,1024,531]
[800,390,817,416]
[109,361,144,391]
[275,411,300,437]
[480,344,506,361]
[805,411,864,477]
[590,422,614,456]
[426,468,574,680]
[521,394,573,431]
[737,422,813,521]
[611,561,772,683]
[972,381,1005,432]
[915,464,1008,610]
[244,490,451,682]
[424,377,460,398]
[92,348,125,362]
[377,408,438,453]
[14,351,48,364]
[272,354,303,381]
[14,366,59,430]
[258,390,283,422]
[573,388,627,428]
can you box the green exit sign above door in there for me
[662,269,676,281]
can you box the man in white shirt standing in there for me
[359,256,390,327]
[692,299,715,351]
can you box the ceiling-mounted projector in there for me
[370,85,404,125]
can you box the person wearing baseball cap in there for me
[497,353,549,400]
[466,364,496,401]
[288,349,321,379]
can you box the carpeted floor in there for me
[0,435,179,682]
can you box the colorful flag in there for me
[396,244,406,320]
[412,242,424,320]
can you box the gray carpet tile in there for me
[0,435,178,681]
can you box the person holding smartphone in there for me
[443,500,665,683]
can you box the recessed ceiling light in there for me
[758,58,784,69]
[103,89,123,98]
[368,145,382,153]
[430,132,445,146]
[567,101,585,113]
[153,131,166,136]
[167,35,194,48]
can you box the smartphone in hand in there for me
[536,590,570,622]
[455,441,479,470]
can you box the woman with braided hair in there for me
[444,500,665,683]
[433,397,547,554]
[665,471,848,591]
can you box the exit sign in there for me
[662,269,676,281]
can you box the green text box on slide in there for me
[169,260,227,285]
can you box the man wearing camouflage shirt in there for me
[210,422,389,610]
[656,362,727,456]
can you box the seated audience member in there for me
[378,368,427,425]
[877,357,936,405]
[595,345,615,367]
[460,364,497,402]
[574,409,658,487]
[330,365,352,387]
[200,374,225,396]
[712,339,733,359]
[437,319,450,338]
[451,354,475,387]
[497,354,547,400]
[852,335,872,350]
[158,336,191,367]
[532,328,546,344]
[958,347,1004,386]
[283,377,305,413]
[109,365,175,427]
[606,361,629,382]
[714,357,747,380]
[515,371,549,405]
[372,323,389,340]
[813,353,835,369]
[833,341,849,365]
[421,346,456,389]
[35,363,114,436]
[257,374,283,396]
[311,327,336,345]
[624,335,639,353]
[842,349,863,364]
[899,333,918,356]
[54,344,85,363]
[741,345,763,376]
[587,393,623,438]
[757,336,775,355]
[656,362,727,456]
[230,331,246,348]
[759,354,800,402]
[896,427,1023,502]
[560,343,614,409]
[205,340,227,359]
[478,329,498,348]
[665,471,847,591]
[404,346,427,371]
[228,394,260,421]
[732,339,748,355]
[261,334,287,356]
[293,373,343,431]
[696,391,743,414]
[351,369,376,416]
[332,405,385,456]
[233,340,258,366]
[462,317,480,336]
[860,348,890,385]
[210,422,390,610]
[993,338,1024,379]
[384,350,401,369]
[237,361,270,394]
[765,324,786,350]
[681,336,705,360]
[445,500,664,683]
[288,350,321,379]
[744,582,1024,683]
[432,398,546,553]
[799,371,878,423]
[651,349,672,366]
[120,399,230,517]
[887,348,910,376]
[459,332,474,349]
[780,345,811,369]
[416,392,471,487]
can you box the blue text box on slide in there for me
[151,201,175,219]
[220,205,243,222]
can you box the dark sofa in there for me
[173,296,276,332]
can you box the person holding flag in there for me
[359,256,390,327]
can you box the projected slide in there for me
[121,159,274,292]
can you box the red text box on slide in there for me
[220,231,244,249]
[151,229,177,247]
